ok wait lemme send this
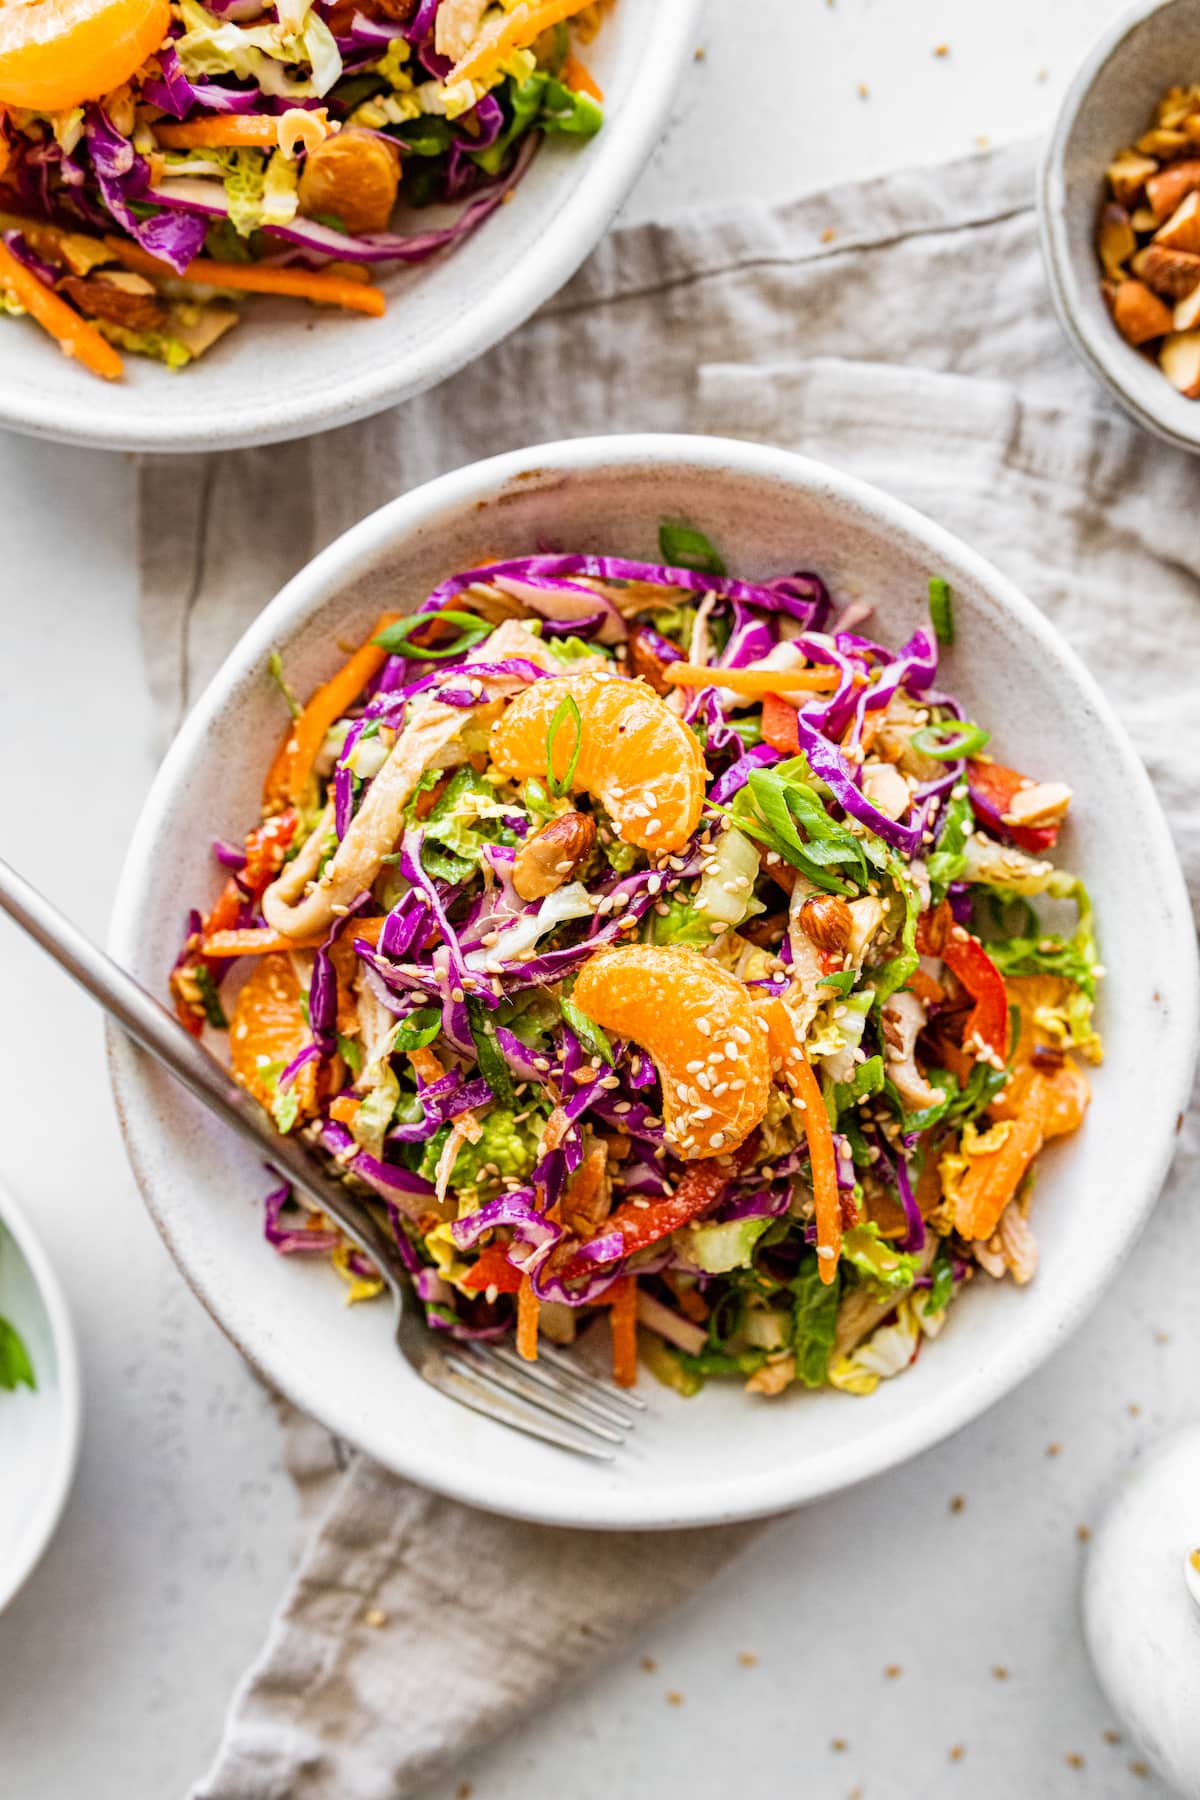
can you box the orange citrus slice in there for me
[297,131,401,237]
[0,0,169,110]
[571,945,770,1159]
[490,672,704,854]
[229,952,316,1120]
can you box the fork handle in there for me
[0,855,410,1292]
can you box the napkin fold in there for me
[134,138,1200,1800]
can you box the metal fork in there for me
[0,857,642,1459]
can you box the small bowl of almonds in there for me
[1040,0,1200,450]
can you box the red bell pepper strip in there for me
[460,1244,524,1295]
[918,900,1009,1064]
[760,692,801,754]
[559,1152,747,1280]
[966,759,1060,854]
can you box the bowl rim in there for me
[0,0,702,455]
[0,1176,82,1613]
[109,432,1199,1529]
[1037,0,1200,454]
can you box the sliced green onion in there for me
[373,610,491,662]
[817,970,856,997]
[911,720,990,761]
[562,995,614,1065]
[546,693,583,798]
[467,999,515,1108]
[393,1007,442,1052]
[928,575,954,647]
[658,519,727,576]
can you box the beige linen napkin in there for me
[137,140,1200,1799]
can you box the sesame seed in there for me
[696,1016,712,1036]
[709,922,726,935]
[686,1060,703,1073]
[817,1245,835,1260]
[709,1131,725,1147]
[451,987,465,1002]
[613,1101,632,1114]
[712,1081,728,1097]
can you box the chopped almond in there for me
[1107,150,1159,206]
[1174,284,1200,330]
[1109,278,1173,345]
[1147,159,1200,220]
[1154,190,1200,252]
[1002,781,1072,829]
[60,271,166,332]
[1159,330,1200,396]
[1097,203,1135,278]
[1138,126,1190,158]
[1132,242,1200,298]
[1130,206,1158,233]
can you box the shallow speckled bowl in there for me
[0,0,699,454]
[1039,0,1200,452]
[109,435,1198,1530]
[0,1178,81,1613]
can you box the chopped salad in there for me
[0,0,610,378]
[173,522,1101,1398]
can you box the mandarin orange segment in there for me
[489,672,704,854]
[229,952,316,1121]
[989,974,1090,1140]
[0,0,169,108]
[571,945,770,1159]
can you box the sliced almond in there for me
[1174,284,1200,330]
[1154,190,1200,252]
[1160,330,1200,397]
[59,272,166,332]
[1097,203,1136,278]
[1001,781,1072,829]
[1109,278,1173,345]
[167,302,239,360]
[1132,242,1200,298]
[1147,159,1200,221]
[1106,150,1159,206]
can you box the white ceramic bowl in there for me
[0,1177,81,1613]
[1039,0,1200,452]
[0,0,699,454]
[109,434,1198,1530]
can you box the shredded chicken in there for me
[434,0,490,60]
[996,1201,1039,1284]
[262,696,471,939]
[745,1352,796,1396]
[881,989,942,1111]
[783,872,830,1037]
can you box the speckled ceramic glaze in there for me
[1039,0,1200,452]
[0,1178,81,1613]
[109,435,1198,1531]
[0,0,700,454]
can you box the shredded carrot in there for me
[450,0,598,83]
[905,966,946,1007]
[608,1275,638,1387]
[0,239,123,380]
[200,914,386,958]
[100,235,387,316]
[516,1274,540,1362]
[201,927,323,956]
[954,1113,1045,1243]
[562,51,603,99]
[408,1044,446,1086]
[262,612,401,811]
[662,663,841,698]
[664,1270,709,1324]
[155,115,279,149]
[329,1094,360,1125]
[760,998,842,1283]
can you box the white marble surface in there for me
[1,1,1194,1795]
